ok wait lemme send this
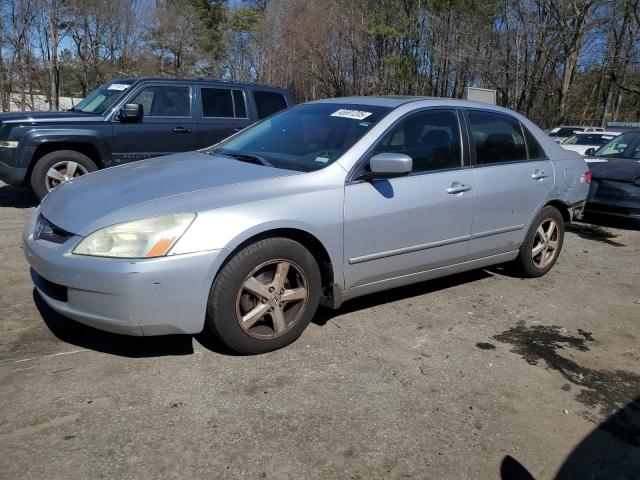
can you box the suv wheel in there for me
[206,237,321,354]
[31,150,97,200]
[513,206,564,277]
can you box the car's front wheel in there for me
[513,205,564,277]
[206,237,321,354]
[30,150,97,201]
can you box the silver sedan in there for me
[24,97,590,353]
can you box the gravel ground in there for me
[0,181,638,480]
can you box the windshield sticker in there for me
[108,83,131,91]
[314,155,330,164]
[331,109,372,120]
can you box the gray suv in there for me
[0,78,295,199]
[23,97,589,353]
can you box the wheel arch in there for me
[26,141,104,180]
[215,227,341,309]
[544,199,571,224]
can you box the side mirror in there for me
[585,148,596,156]
[118,103,143,122]
[367,153,412,178]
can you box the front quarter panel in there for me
[171,176,346,289]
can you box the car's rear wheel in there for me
[206,237,321,354]
[513,206,564,277]
[31,150,97,201]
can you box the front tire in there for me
[206,238,321,354]
[30,150,97,201]
[513,206,564,277]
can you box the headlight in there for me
[0,140,19,148]
[73,213,196,258]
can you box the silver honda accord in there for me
[23,97,590,353]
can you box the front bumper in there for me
[0,160,27,185]
[23,220,225,335]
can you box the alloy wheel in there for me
[45,160,88,192]
[531,218,560,269]
[235,259,308,339]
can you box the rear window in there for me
[467,110,527,164]
[254,91,288,119]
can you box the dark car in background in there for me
[0,78,295,200]
[585,130,640,220]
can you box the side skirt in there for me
[336,250,519,306]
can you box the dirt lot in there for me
[1,181,638,480]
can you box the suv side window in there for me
[467,110,527,164]
[254,91,288,119]
[130,86,190,117]
[372,109,462,173]
[201,88,248,118]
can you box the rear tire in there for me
[206,237,321,354]
[30,150,97,201]
[513,206,564,278]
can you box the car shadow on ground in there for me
[313,269,494,326]
[0,184,38,208]
[501,395,640,479]
[35,270,494,358]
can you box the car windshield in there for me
[563,134,615,146]
[72,81,135,114]
[208,103,392,172]
[593,133,640,159]
[550,127,583,137]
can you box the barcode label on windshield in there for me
[331,109,372,120]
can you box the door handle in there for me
[173,127,192,134]
[446,182,472,194]
[531,170,548,180]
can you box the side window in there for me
[201,88,234,117]
[233,90,247,117]
[467,110,527,164]
[254,91,288,119]
[372,109,462,173]
[130,86,190,117]
[201,88,247,118]
[522,125,547,159]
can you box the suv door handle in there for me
[531,170,548,180]
[173,127,192,134]
[446,182,472,194]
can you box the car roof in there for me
[110,77,288,91]
[308,96,519,113]
[574,131,621,135]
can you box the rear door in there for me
[465,109,554,259]
[196,87,252,148]
[111,83,197,163]
[343,108,476,290]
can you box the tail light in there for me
[584,171,592,184]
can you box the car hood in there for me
[587,158,640,181]
[0,110,102,124]
[40,152,304,235]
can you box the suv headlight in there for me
[73,213,196,258]
[0,140,19,148]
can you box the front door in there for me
[112,84,197,164]
[464,109,554,259]
[343,108,476,290]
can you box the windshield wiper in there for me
[215,152,272,167]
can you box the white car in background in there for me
[560,131,622,156]
[548,126,604,143]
